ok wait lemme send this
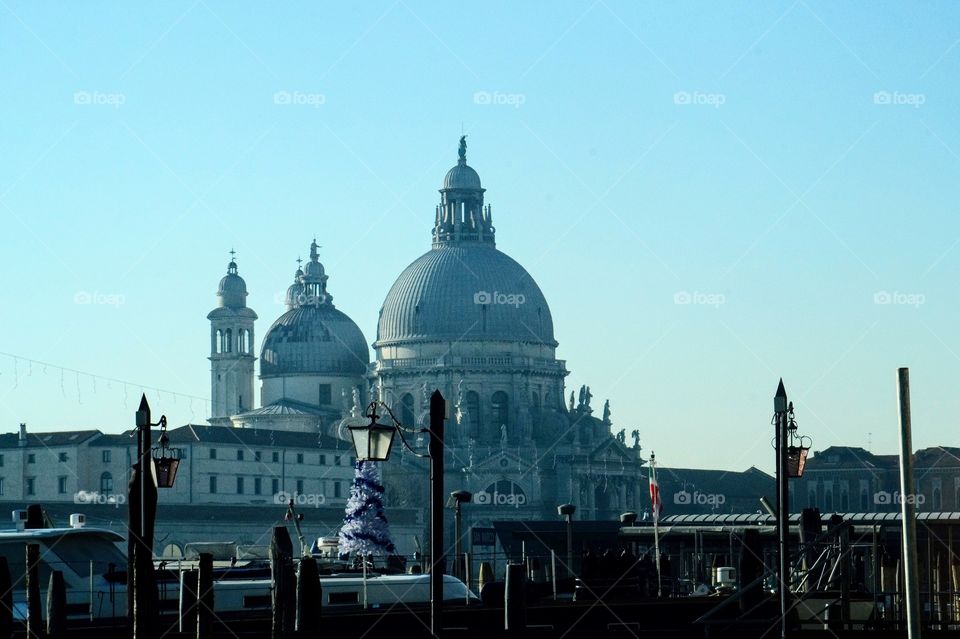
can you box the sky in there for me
[1,1,959,473]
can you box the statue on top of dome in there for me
[602,399,611,424]
[458,135,467,161]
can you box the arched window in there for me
[238,329,247,353]
[491,391,509,439]
[933,487,942,511]
[100,472,113,493]
[215,329,223,354]
[400,394,416,428]
[860,490,869,512]
[465,391,480,439]
[225,329,233,353]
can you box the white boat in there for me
[0,512,477,622]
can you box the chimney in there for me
[18,423,26,447]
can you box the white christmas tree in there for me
[338,461,396,556]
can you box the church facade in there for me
[208,139,646,542]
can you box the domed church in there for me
[207,138,645,525]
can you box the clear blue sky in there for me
[2,1,959,473]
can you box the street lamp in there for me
[448,490,472,580]
[346,391,446,637]
[152,420,183,488]
[558,503,576,580]
[772,380,811,639]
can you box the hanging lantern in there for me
[785,445,809,477]
[152,427,183,488]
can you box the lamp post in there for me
[773,380,811,639]
[347,390,447,637]
[130,395,182,639]
[448,490,472,580]
[558,504,576,579]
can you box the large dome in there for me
[376,244,556,347]
[261,304,369,377]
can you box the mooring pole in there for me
[897,368,922,639]
[429,390,446,638]
[774,379,791,639]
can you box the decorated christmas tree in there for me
[338,461,395,557]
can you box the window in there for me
[334,482,342,499]
[465,391,480,439]
[318,384,332,406]
[209,449,217,460]
[400,393,415,427]
[296,479,304,495]
[0,478,5,496]
[26,477,35,495]
[319,455,326,465]
[27,454,35,464]
[334,455,341,466]
[237,477,244,494]
[0,454,4,467]
[272,452,280,463]
[271,478,279,495]
[209,476,218,494]
[254,451,261,462]
[102,450,111,463]
[100,472,113,492]
[254,477,261,495]
[58,452,67,462]
[237,450,244,461]
[296,453,304,464]
[58,477,67,494]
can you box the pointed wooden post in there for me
[270,526,294,639]
[25,544,41,637]
[0,556,11,639]
[429,390,446,638]
[197,553,214,639]
[295,556,321,633]
[897,368,922,639]
[46,570,66,635]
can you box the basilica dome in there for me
[260,240,369,377]
[376,138,555,348]
[376,244,555,347]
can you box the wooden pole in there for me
[197,553,213,639]
[0,557,11,639]
[429,390,446,638]
[504,563,526,631]
[25,543,41,637]
[897,368,922,639]
[295,556,321,633]
[178,569,198,634]
[47,570,66,635]
[270,526,293,639]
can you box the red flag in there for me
[649,456,663,521]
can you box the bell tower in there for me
[207,252,257,425]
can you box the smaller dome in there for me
[303,260,326,278]
[443,161,482,190]
[217,260,248,308]
[260,305,369,377]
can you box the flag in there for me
[649,455,663,522]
